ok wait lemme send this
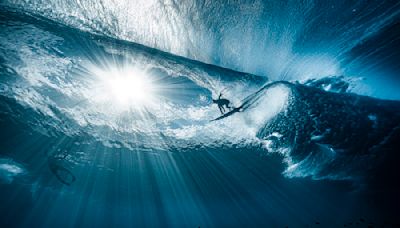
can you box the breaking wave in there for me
[1,5,400,183]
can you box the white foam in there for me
[0,158,26,184]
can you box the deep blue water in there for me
[1,1,400,227]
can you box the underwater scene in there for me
[1,0,400,227]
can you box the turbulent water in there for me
[1,1,400,227]
[4,0,400,96]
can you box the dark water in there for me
[1,2,400,227]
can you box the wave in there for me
[256,82,400,180]
[1,6,400,183]
[3,0,400,84]
[0,6,267,148]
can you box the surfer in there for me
[212,93,232,114]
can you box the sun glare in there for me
[90,65,157,109]
[107,72,148,105]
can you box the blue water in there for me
[1,1,400,227]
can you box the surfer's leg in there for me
[218,106,224,114]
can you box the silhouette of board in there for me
[48,157,76,186]
[211,106,243,121]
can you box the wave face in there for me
[1,6,400,179]
[1,4,400,227]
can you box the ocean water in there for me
[1,1,400,227]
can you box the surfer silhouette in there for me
[212,93,232,114]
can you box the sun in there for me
[106,70,150,105]
[90,64,157,110]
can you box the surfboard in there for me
[210,106,243,121]
[210,83,267,122]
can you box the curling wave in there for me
[1,6,400,183]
